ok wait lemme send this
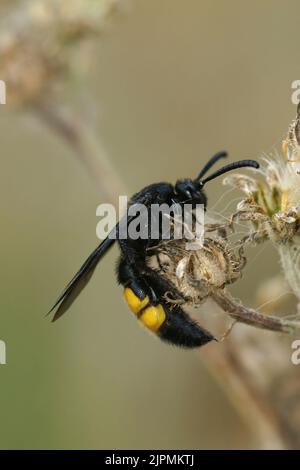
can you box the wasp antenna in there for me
[196,151,228,181]
[200,159,259,185]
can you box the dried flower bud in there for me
[155,235,245,306]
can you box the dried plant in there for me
[224,104,300,307]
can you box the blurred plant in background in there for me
[0,0,120,106]
[0,0,126,203]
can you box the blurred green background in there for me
[0,0,299,449]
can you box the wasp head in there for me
[174,151,259,209]
[174,179,207,206]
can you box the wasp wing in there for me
[49,231,117,322]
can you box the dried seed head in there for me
[154,235,245,306]
[219,106,300,306]
[222,107,300,244]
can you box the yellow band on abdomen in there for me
[139,305,166,332]
[123,287,149,315]
[123,288,166,332]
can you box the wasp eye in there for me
[175,179,195,200]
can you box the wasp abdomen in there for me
[158,304,215,348]
[123,287,149,315]
[123,287,214,347]
[123,287,166,332]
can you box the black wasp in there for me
[50,152,259,348]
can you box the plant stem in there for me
[212,289,300,335]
